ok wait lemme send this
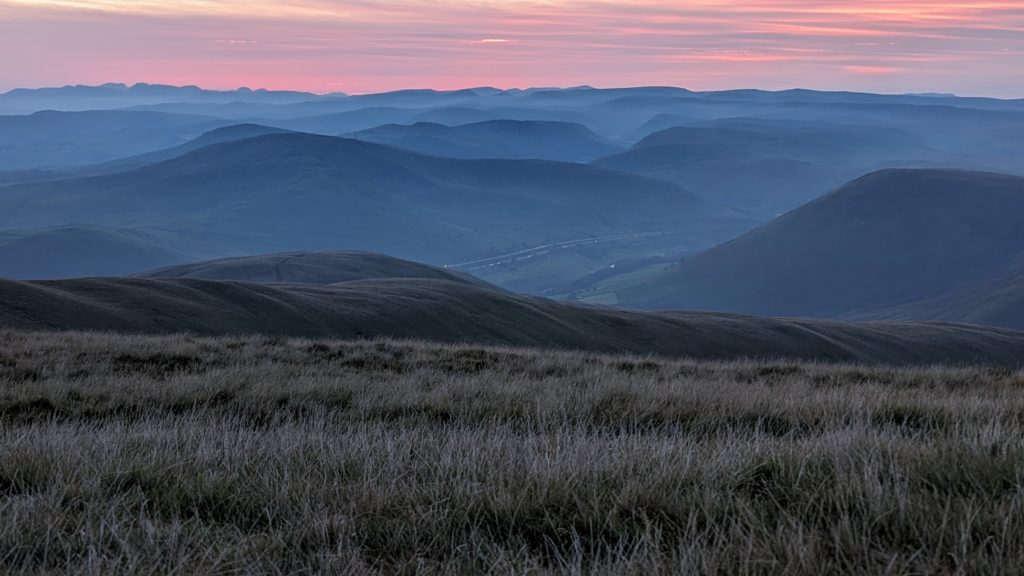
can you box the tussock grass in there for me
[2,330,1024,574]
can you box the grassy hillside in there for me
[139,250,489,287]
[618,169,1024,327]
[2,330,1024,573]
[3,275,1024,365]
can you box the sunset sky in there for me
[0,1,1021,96]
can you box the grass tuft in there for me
[2,329,1024,573]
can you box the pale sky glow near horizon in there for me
[0,1,1022,97]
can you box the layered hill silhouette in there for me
[5,85,1022,188]
[4,85,1023,300]
[4,270,1024,366]
[350,120,621,162]
[618,169,1024,329]
[0,132,746,267]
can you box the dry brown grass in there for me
[2,329,1024,574]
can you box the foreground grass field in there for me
[2,330,1024,574]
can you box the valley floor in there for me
[2,331,1024,574]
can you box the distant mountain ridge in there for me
[3,83,1024,301]
[0,132,747,269]
[0,83,331,114]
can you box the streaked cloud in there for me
[0,0,1021,95]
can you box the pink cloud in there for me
[0,1,1021,96]
[842,64,906,74]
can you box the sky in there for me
[0,1,1022,96]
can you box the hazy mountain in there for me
[0,124,291,184]
[5,83,1022,294]
[0,225,188,279]
[274,106,595,136]
[295,87,501,113]
[594,119,936,216]
[118,87,679,135]
[412,106,595,128]
[273,107,425,134]
[351,120,621,161]
[0,133,745,274]
[577,95,765,139]
[603,90,1024,145]
[0,83,326,115]
[85,124,294,174]
[4,273,1024,365]
[7,84,1016,170]
[139,251,490,287]
[699,88,1024,112]
[617,169,1024,329]
[0,110,229,170]
[620,113,691,142]
[751,102,1024,173]
[120,89,504,121]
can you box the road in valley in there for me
[445,232,667,272]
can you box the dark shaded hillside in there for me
[139,251,489,287]
[2,275,1024,365]
[0,226,188,280]
[0,169,66,186]
[618,169,1024,327]
[0,133,745,266]
[595,120,935,215]
[352,120,621,162]
[849,255,1024,330]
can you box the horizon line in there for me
[5,81,1022,101]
